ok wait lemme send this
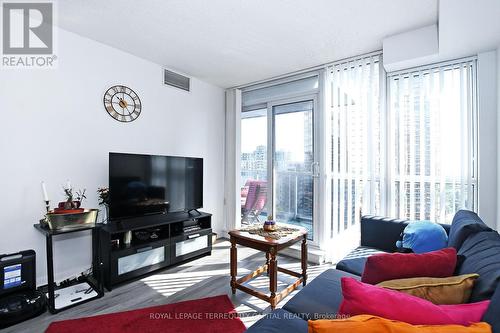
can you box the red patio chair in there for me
[241,180,267,224]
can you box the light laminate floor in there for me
[5,239,334,332]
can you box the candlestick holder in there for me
[45,200,51,213]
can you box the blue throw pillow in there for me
[396,220,448,254]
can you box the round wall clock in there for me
[103,85,142,122]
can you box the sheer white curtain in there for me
[224,89,242,235]
[387,60,477,223]
[325,54,382,261]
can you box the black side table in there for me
[33,223,104,314]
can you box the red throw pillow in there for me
[361,247,457,285]
[339,277,490,326]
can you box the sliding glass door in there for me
[272,99,316,240]
[240,97,319,243]
[240,74,321,245]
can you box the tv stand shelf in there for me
[97,211,212,290]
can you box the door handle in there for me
[310,162,320,178]
[188,234,200,239]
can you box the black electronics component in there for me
[109,152,203,220]
[0,250,46,328]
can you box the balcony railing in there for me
[241,169,313,239]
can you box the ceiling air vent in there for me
[164,69,190,91]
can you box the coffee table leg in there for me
[230,238,237,294]
[301,235,307,286]
[269,247,277,309]
[265,251,270,275]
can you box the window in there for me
[326,55,477,237]
[387,60,477,223]
[237,55,477,255]
[326,55,382,235]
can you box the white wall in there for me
[0,27,225,285]
[439,0,500,61]
[477,51,498,228]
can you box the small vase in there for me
[99,204,109,224]
[263,220,276,231]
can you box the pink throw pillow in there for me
[339,277,490,326]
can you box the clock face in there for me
[103,85,142,122]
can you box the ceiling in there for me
[55,0,438,88]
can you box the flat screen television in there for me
[109,152,203,220]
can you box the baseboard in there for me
[279,245,325,264]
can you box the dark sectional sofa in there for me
[246,210,500,332]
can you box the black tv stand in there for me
[97,211,212,290]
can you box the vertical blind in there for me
[326,54,382,236]
[326,55,477,236]
[387,60,477,223]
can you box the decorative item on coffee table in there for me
[263,215,276,231]
[241,223,301,240]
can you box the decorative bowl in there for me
[44,209,98,231]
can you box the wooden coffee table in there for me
[229,225,308,309]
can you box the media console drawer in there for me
[108,240,171,285]
[176,235,208,256]
[171,229,212,263]
[118,246,165,275]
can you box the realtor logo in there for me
[1,1,56,68]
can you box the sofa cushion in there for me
[448,210,491,250]
[482,285,500,333]
[457,230,500,302]
[283,269,359,320]
[245,308,307,333]
[361,216,409,252]
[376,273,479,305]
[339,277,491,326]
[361,248,457,285]
[336,246,387,276]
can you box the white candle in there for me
[41,181,49,201]
[66,180,71,190]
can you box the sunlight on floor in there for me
[142,267,249,297]
[139,239,334,328]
